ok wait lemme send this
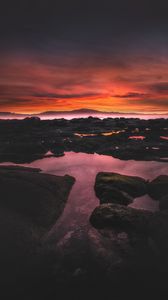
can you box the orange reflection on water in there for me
[128,136,146,140]
[160,136,168,140]
[74,130,125,137]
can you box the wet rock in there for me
[50,143,65,157]
[95,172,147,204]
[0,117,168,162]
[96,186,133,205]
[4,142,46,156]
[0,165,75,292]
[53,152,65,157]
[0,142,47,163]
[0,165,75,228]
[148,175,168,200]
[90,203,153,233]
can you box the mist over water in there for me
[0,112,168,120]
[40,113,168,120]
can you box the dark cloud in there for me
[0,98,29,105]
[148,82,168,94]
[126,97,168,108]
[0,83,100,100]
[1,0,168,52]
[32,92,100,99]
[0,84,36,96]
[113,92,149,98]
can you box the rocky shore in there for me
[0,117,168,298]
[0,117,167,163]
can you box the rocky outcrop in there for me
[0,142,47,163]
[3,142,46,156]
[90,202,168,261]
[95,172,147,205]
[0,117,168,163]
[148,175,168,200]
[0,165,75,291]
[90,203,152,232]
[0,165,75,228]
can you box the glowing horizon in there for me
[1,51,168,114]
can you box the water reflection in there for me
[1,151,167,276]
[160,136,168,140]
[2,152,167,228]
[128,136,145,140]
[74,130,125,137]
[4,151,166,230]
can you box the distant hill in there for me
[38,109,107,115]
[0,109,167,120]
[0,112,17,116]
[0,112,28,118]
[0,109,115,119]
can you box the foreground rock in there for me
[95,172,147,205]
[0,142,47,163]
[148,175,168,200]
[0,165,75,289]
[90,203,168,261]
[0,165,75,228]
[90,203,153,232]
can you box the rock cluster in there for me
[90,171,168,274]
[94,172,168,210]
[95,172,147,205]
[0,117,167,163]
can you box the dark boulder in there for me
[90,203,153,233]
[96,186,133,205]
[95,172,147,205]
[50,143,65,157]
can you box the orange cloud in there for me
[0,52,168,113]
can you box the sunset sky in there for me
[1,0,168,114]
